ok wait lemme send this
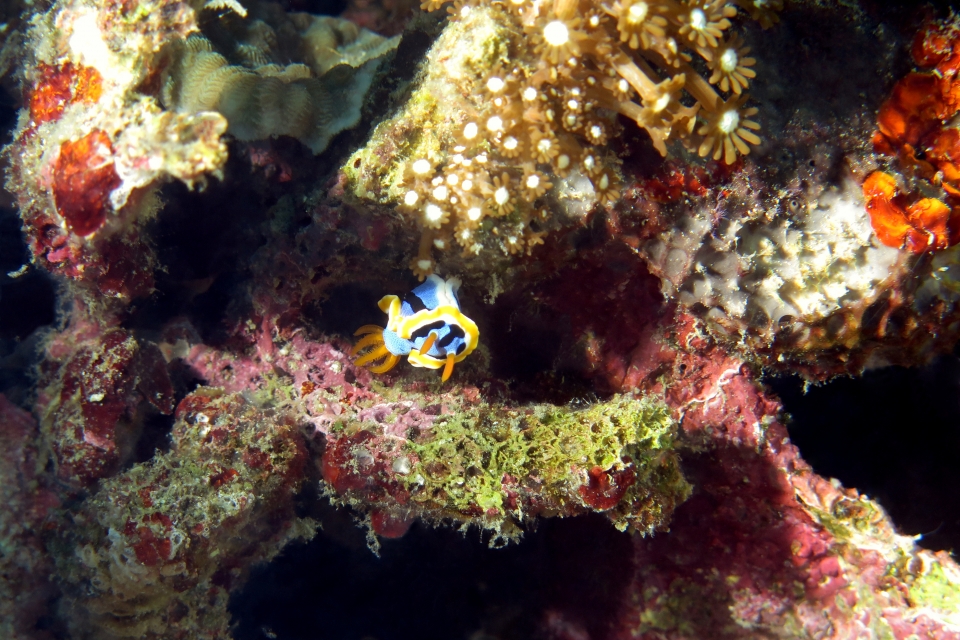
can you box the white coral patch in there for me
[68,10,132,86]
[655,177,899,330]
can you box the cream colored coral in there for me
[696,94,760,164]
[707,35,756,94]
[161,17,399,154]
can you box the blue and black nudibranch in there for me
[353,275,479,382]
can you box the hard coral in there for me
[601,5,960,376]
[343,0,773,278]
[160,15,399,154]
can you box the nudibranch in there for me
[353,275,479,382]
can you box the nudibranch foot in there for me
[352,275,479,383]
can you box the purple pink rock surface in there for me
[1,0,960,638]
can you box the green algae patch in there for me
[904,556,960,613]
[340,4,513,207]
[403,394,690,536]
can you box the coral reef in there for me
[612,3,960,376]
[36,310,176,487]
[0,395,59,640]
[593,313,960,637]
[6,0,227,301]
[343,0,773,278]
[4,0,960,638]
[5,0,396,306]
[323,393,688,542]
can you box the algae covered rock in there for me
[322,393,691,545]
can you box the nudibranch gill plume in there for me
[353,275,479,382]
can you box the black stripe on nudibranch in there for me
[411,320,445,340]
[404,292,427,313]
[437,324,465,348]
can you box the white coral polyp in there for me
[627,2,649,24]
[720,48,738,72]
[424,204,445,224]
[718,109,739,134]
[486,77,505,93]
[689,8,707,31]
[543,20,570,46]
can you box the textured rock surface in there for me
[2,0,960,638]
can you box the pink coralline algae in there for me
[612,330,960,638]
[49,386,311,639]
[3,0,960,638]
[37,309,175,487]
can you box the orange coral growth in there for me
[929,127,960,197]
[871,17,960,221]
[912,18,960,78]
[873,73,943,154]
[912,20,956,68]
[52,130,121,237]
[862,171,960,253]
[28,63,103,126]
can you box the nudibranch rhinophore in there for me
[353,275,479,382]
